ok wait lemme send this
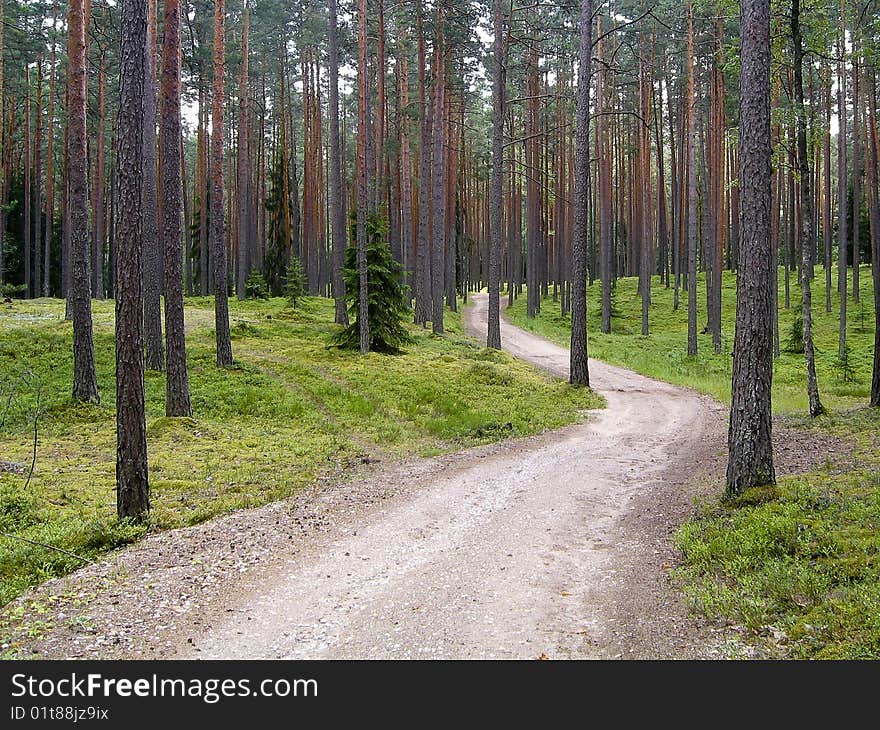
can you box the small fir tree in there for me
[335,213,410,353]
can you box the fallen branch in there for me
[0,532,95,565]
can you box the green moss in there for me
[0,295,602,607]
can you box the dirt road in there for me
[6,296,737,660]
[175,295,727,659]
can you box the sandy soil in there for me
[2,297,846,660]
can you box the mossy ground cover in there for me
[507,267,880,658]
[0,296,601,607]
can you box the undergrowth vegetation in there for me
[675,409,880,659]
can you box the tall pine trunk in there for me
[235,4,250,300]
[43,13,56,298]
[569,0,592,386]
[867,72,880,407]
[792,0,823,417]
[355,0,369,353]
[486,0,504,349]
[837,13,848,359]
[67,0,99,403]
[686,5,698,357]
[328,0,348,325]
[160,0,191,416]
[726,0,775,497]
[143,0,164,370]
[211,0,233,366]
[116,0,150,520]
[430,28,446,336]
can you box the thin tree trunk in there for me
[211,0,233,366]
[92,53,107,299]
[398,40,414,303]
[487,0,504,349]
[867,71,879,407]
[24,66,31,298]
[143,0,164,370]
[569,0,592,387]
[430,36,446,335]
[161,0,191,416]
[837,13,848,359]
[0,0,4,285]
[34,62,42,298]
[852,41,860,303]
[235,4,250,299]
[824,65,833,312]
[355,0,369,353]
[686,6,698,357]
[414,2,432,326]
[328,0,348,325]
[44,9,56,298]
[792,0,823,417]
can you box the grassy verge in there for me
[506,268,880,658]
[0,296,602,607]
[675,408,880,659]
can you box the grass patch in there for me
[0,296,602,607]
[507,265,876,414]
[674,408,880,659]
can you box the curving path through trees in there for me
[180,295,727,659]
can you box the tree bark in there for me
[68,0,99,403]
[837,15,848,359]
[686,6,698,358]
[34,62,42,298]
[792,0,823,417]
[852,41,860,303]
[823,65,833,312]
[0,0,4,285]
[414,2,432,326]
[355,0,369,353]
[867,71,880,407]
[160,0,192,416]
[143,0,165,371]
[211,0,233,366]
[569,0,592,386]
[92,53,107,299]
[44,9,57,298]
[328,0,348,326]
[486,0,504,349]
[116,0,150,520]
[235,4,250,299]
[430,29,446,336]
[24,66,31,298]
[726,0,776,497]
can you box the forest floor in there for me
[0,291,849,659]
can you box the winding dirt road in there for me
[5,296,742,660]
[174,295,728,659]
